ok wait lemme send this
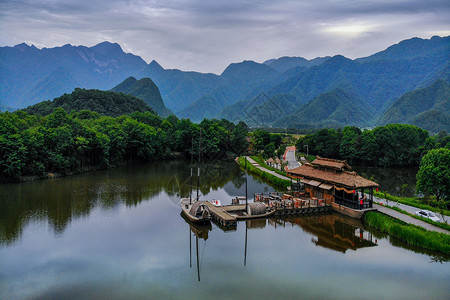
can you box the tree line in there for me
[296,124,449,167]
[0,108,249,180]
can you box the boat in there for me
[180,198,211,224]
[180,131,212,224]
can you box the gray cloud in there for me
[0,0,449,73]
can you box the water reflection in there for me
[353,166,419,197]
[268,214,377,253]
[0,160,249,245]
[183,213,379,281]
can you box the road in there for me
[283,146,300,170]
[367,193,449,224]
[245,156,291,181]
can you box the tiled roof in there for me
[312,156,351,171]
[288,164,378,189]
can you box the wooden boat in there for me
[180,131,211,224]
[180,198,211,224]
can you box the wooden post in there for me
[196,235,200,281]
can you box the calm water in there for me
[0,161,448,300]
[353,165,419,197]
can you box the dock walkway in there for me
[204,201,237,227]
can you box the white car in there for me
[415,210,441,222]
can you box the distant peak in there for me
[14,42,35,52]
[124,76,137,82]
[91,41,123,54]
[148,60,164,72]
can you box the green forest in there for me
[0,108,249,180]
[296,124,449,167]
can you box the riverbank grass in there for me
[237,157,290,189]
[374,191,450,217]
[364,212,450,255]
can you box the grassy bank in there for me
[237,157,290,189]
[379,204,450,231]
[364,212,450,255]
[251,156,288,177]
[374,191,450,216]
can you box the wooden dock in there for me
[204,201,238,227]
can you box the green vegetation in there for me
[378,79,450,133]
[416,148,450,210]
[0,108,249,180]
[251,155,288,177]
[251,129,283,158]
[276,88,373,128]
[296,124,448,167]
[23,88,155,117]
[364,212,450,254]
[237,157,290,188]
[110,76,173,117]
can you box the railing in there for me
[334,196,373,210]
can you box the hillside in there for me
[275,88,373,128]
[110,76,172,117]
[216,93,299,126]
[22,88,155,117]
[177,60,282,121]
[378,79,450,132]
[139,60,221,111]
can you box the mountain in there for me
[139,60,221,111]
[22,88,155,117]
[2,36,449,130]
[264,56,330,73]
[216,93,300,126]
[110,76,172,117]
[274,88,373,128]
[177,60,282,121]
[357,35,450,62]
[0,42,148,107]
[378,79,450,132]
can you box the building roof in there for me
[312,156,351,171]
[275,158,281,164]
[266,158,274,163]
[288,164,378,189]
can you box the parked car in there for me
[415,210,441,222]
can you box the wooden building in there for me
[287,156,379,211]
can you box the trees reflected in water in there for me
[0,160,244,245]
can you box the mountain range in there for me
[1,36,449,132]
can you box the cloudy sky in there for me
[1,0,449,74]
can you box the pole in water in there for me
[196,129,202,201]
[245,155,248,212]
[244,221,248,266]
[190,137,194,204]
[189,227,192,268]
[196,235,200,282]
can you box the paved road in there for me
[283,146,300,170]
[366,193,448,224]
[374,204,449,234]
[245,156,291,181]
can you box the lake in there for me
[1,160,448,299]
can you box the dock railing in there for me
[254,191,331,209]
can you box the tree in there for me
[416,148,450,210]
